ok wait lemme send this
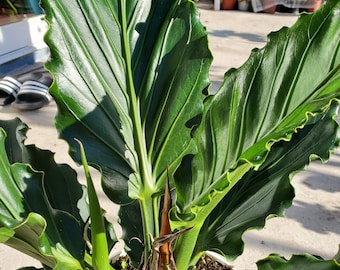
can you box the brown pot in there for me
[221,0,237,10]
[307,0,323,12]
[262,0,276,13]
[263,5,276,13]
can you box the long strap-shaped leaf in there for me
[42,0,211,206]
[193,103,340,261]
[174,0,340,222]
[77,139,113,270]
[172,0,340,267]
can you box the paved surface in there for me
[0,1,339,269]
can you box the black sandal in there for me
[13,71,53,110]
[0,76,22,105]
[0,71,46,106]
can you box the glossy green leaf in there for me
[192,103,340,261]
[42,0,211,206]
[257,253,340,269]
[174,0,340,220]
[0,213,52,265]
[1,118,86,224]
[0,120,85,268]
[172,1,340,267]
[36,0,340,268]
[118,201,143,266]
[3,213,83,270]
[77,140,113,270]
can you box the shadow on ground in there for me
[286,199,340,235]
[208,29,266,43]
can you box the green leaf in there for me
[3,213,83,270]
[77,139,113,270]
[174,0,340,220]
[257,253,340,270]
[172,0,340,267]
[0,120,85,268]
[192,103,340,261]
[1,118,86,223]
[42,0,211,206]
[0,213,54,267]
[118,201,144,266]
[38,0,340,268]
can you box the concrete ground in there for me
[0,1,339,269]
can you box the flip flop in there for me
[0,76,22,105]
[13,72,53,110]
[0,71,44,106]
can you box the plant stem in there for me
[6,0,18,14]
[140,196,156,260]
[153,196,160,238]
[121,13,154,197]
[173,224,202,269]
[84,252,93,267]
[76,139,114,270]
[173,163,252,268]
[120,0,156,261]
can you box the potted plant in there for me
[0,0,340,269]
[221,0,237,10]
[262,0,276,13]
[307,0,324,12]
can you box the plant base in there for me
[196,255,234,270]
[110,254,234,269]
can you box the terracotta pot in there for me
[263,5,276,13]
[307,0,323,12]
[221,0,237,10]
[262,0,276,13]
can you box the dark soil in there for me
[111,255,136,270]
[111,254,234,269]
[195,255,234,270]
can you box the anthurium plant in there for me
[0,0,340,269]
